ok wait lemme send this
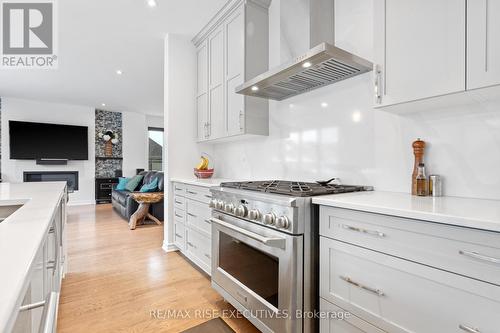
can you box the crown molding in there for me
[192,0,271,47]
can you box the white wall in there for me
[147,115,164,129]
[1,98,96,205]
[209,0,500,201]
[122,111,148,177]
[163,34,213,250]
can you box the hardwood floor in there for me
[57,204,259,333]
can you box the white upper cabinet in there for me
[467,0,500,90]
[196,41,209,141]
[208,26,225,140]
[373,0,466,108]
[193,0,269,142]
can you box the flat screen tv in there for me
[9,121,89,160]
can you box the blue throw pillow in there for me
[125,175,144,192]
[139,178,159,193]
[115,177,129,191]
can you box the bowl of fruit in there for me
[194,154,214,179]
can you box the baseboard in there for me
[162,241,178,253]
[67,200,95,206]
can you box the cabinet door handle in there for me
[187,241,197,249]
[187,212,197,218]
[342,224,386,238]
[175,213,183,218]
[175,200,183,205]
[204,253,211,259]
[204,219,211,224]
[186,190,197,195]
[20,300,46,312]
[459,324,481,333]
[205,194,212,199]
[374,64,382,104]
[239,110,244,131]
[459,250,500,265]
[175,187,182,191]
[340,276,385,296]
[175,233,183,239]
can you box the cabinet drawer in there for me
[320,298,385,333]
[320,207,500,286]
[174,221,186,251]
[185,184,212,204]
[320,237,500,333]
[186,199,212,236]
[173,208,185,223]
[173,195,185,210]
[186,228,211,275]
[173,182,186,196]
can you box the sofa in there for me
[111,171,164,221]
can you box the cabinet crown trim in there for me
[192,0,270,46]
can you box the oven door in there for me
[211,212,303,333]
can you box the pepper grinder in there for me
[412,139,426,195]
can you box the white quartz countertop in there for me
[0,182,66,333]
[170,177,237,188]
[312,191,500,233]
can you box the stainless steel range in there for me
[209,181,372,333]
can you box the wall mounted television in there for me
[9,121,89,160]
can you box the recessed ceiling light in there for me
[302,61,312,68]
[116,69,123,75]
[251,86,259,92]
[101,103,106,107]
[321,102,328,108]
[147,0,157,7]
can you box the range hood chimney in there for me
[236,0,372,101]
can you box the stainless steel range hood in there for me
[236,1,373,101]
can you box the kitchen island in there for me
[0,182,67,333]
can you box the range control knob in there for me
[276,216,290,229]
[235,205,248,217]
[216,200,224,210]
[208,199,218,208]
[224,203,235,214]
[248,209,261,221]
[263,213,276,226]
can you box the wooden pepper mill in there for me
[412,138,426,195]
[105,140,113,157]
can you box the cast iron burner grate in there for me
[220,180,371,197]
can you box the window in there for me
[148,127,164,171]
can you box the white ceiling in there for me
[0,0,227,115]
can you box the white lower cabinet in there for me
[172,182,213,275]
[11,193,67,333]
[319,207,500,333]
[319,299,384,333]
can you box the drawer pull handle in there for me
[342,224,386,238]
[187,213,197,217]
[204,219,211,224]
[187,191,197,195]
[175,187,183,191]
[175,233,183,239]
[175,213,183,218]
[340,276,385,296]
[204,253,211,259]
[20,300,46,312]
[187,241,197,249]
[459,250,500,265]
[205,195,212,198]
[459,324,481,333]
[175,200,183,205]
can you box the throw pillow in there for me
[115,177,130,191]
[139,178,159,193]
[125,175,144,192]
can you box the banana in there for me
[196,156,209,170]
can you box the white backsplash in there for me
[211,73,500,200]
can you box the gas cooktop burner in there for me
[220,180,372,197]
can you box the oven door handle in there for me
[210,217,286,249]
